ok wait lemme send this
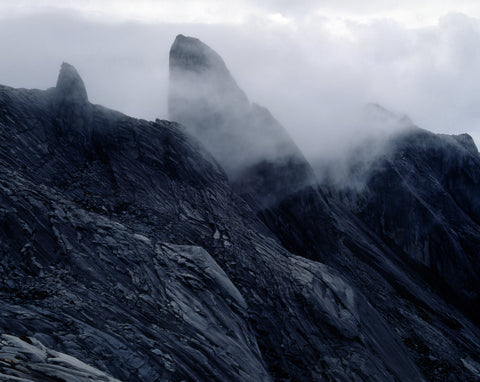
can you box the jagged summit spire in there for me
[168,35,316,208]
[169,34,247,104]
[170,34,230,75]
[53,62,92,140]
[55,62,88,104]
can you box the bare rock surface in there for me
[0,35,479,381]
[168,35,480,381]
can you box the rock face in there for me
[55,62,88,104]
[168,35,480,381]
[322,127,480,323]
[0,63,427,381]
[0,334,121,381]
[0,36,480,382]
[169,34,315,208]
[53,62,93,144]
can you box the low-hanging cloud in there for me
[1,8,480,170]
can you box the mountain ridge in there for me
[167,34,480,380]
[0,36,479,381]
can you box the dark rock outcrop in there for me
[55,62,88,104]
[52,62,93,145]
[323,127,480,323]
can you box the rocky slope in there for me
[0,62,429,381]
[0,334,121,381]
[0,34,479,381]
[168,35,480,381]
[322,126,480,324]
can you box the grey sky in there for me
[1,1,480,162]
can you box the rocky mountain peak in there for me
[55,62,88,104]
[170,34,230,77]
[168,35,315,208]
[52,62,92,141]
[168,34,248,110]
[452,133,479,155]
[1,38,480,382]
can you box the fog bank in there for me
[1,8,480,166]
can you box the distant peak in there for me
[170,34,229,75]
[174,34,190,44]
[365,102,414,128]
[171,34,206,54]
[55,62,88,104]
[452,133,479,155]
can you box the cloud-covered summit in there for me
[168,34,315,207]
[55,62,88,104]
[1,7,480,164]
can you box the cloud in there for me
[0,0,260,24]
[1,7,480,169]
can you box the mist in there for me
[1,7,480,170]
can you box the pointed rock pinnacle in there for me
[55,62,88,104]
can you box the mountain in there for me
[0,35,479,381]
[0,61,425,381]
[169,34,315,209]
[322,126,480,323]
[168,35,480,381]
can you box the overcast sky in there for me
[2,0,480,161]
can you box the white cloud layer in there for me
[4,0,480,25]
[1,2,480,162]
